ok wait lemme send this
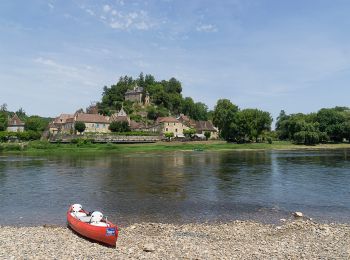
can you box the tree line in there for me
[276,107,350,145]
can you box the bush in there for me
[294,131,319,145]
[204,131,211,140]
[267,137,273,144]
[318,132,330,143]
[75,122,86,133]
[109,121,130,132]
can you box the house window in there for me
[174,123,175,126]
[167,123,169,126]
[175,129,178,132]
[166,128,168,131]
[96,123,99,128]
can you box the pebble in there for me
[293,211,303,218]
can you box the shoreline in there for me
[1,141,350,155]
[1,220,349,259]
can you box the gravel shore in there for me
[1,220,349,259]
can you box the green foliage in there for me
[236,109,272,142]
[276,107,350,144]
[109,121,130,132]
[204,131,211,140]
[25,116,48,132]
[0,112,8,131]
[294,131,319,145]
[98,73,210,121]
[74,121,86,133]
[164,132,174,140]
[183,128,196,138]
[213,99,239,141]
[267,137,273,144]
[0,131,41,142]
[130,114,142,122]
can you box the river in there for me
[0,149,349,226]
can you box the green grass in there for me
[1,140,350,155]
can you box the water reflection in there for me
[0,149,350,226]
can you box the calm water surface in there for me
[0,149,349,226]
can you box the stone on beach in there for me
[293,211,303,218]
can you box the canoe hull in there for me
[67,207,118,247]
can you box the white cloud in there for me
[85,9,95,16]
[103,5,111,13]
[196,24,218,33]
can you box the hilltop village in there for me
[47,85,218,143]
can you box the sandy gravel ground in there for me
[0,220,349,259]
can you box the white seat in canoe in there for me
[90,222,109,227]
[71,211,87,217]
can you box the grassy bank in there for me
[1,140,350,155]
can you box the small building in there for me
[177,114,196,128]
[195,121,219,139]
[49,114,74,134]
[7,114,25,132]
[156,117,189,137]
[74,113,110,133]
[124,86,150,105]
[109,107,130,125]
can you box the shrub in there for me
[267,137,273,144]
[75,122,86,134]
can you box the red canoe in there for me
[67,205,118,247]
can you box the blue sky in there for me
[1,0,350,121]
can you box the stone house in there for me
[124,86,150,105]
[7,114,25,132]
[177,114,196,128]
[74,113,110,133]
[155,117,189,137]
[195,121,219,139]
[49,114,74,134]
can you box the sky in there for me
[1,0,350,121]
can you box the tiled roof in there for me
[195,121,217,131]
[156,117,179,123]
[75,113,109,123]
[8,114,24,126]
[130,120,144,129]
[54,114,74,124]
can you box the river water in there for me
[0,149,349,226]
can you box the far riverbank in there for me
[1,220,349,259]
[1,140,350,155]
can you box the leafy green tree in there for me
[164,132,174,141]
[74,121,86,134]
[183,128,196,138]
[204,131,211,140]
[109,121,130,132]
[0,112,8,131]
[165,77,182,94]
[236,109,272,142]
[25,116,48,132]
[212,99,239,141]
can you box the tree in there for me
[204,131,211,140]
[236,109,272,142]
[16,108,26,120]
[109,121,130,132]
[212,99,239,141]
[25,116,48,132]
[0,103,7,112]
[164,132,174,141]
[0,112,8,131]
[183,128,196,138]
[75,121,86,134]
